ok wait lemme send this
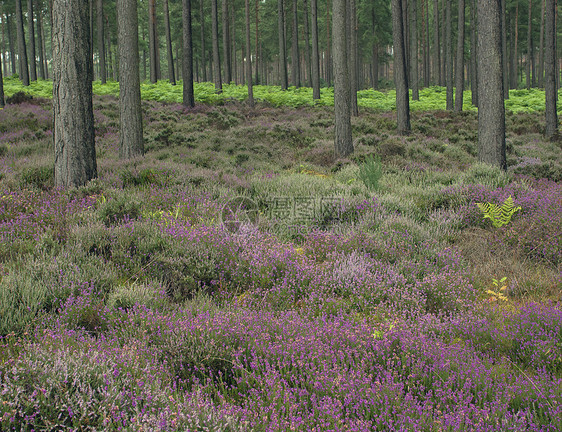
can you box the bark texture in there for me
[97,0,106,83]
[245,0,254,106]
[27,0,37,81]
[183,0,195,107]
[455,0,465,111]
[117,0,144,159]
[15,0,29,85]
[446,0,453,110]
[278,0,288,89]
[545,0,558,137]
[392,0,411,134]
[164,0,176,84]
[409,0,419,100]
[211,0,222,91]
[52,0,97,187]
[311,0,320,99]
[332,0,353,157]
[477,0,506,169]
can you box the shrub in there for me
[98,195,142,226]
[20,166,54,190]
[358,154,383,191]
[458,162,512,188]
[6,91,33,105]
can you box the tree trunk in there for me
[510,5,518,89]
[303,0,311,86]
[291,0,300,86]
[477,0,506,170]
[409,0,419,99]
[1,9,7,77]
[97,0,106,83]
[470,0,478,106]
[501,0,508,98]
[183,0,195,107]
[231,11,236,83]
[222,0,231,83]
[255,0,259,83]
[7,13,17,76]
[326,0,331,85]
[15,0,29,85]
[148,0,159,83]
[278,0,288,89]
[164,0,176,85]
[245,0,254,106]
[52,0,97,187]
[392,0,411,134]
[545,0,557,137]
[348,0,358,114]
[311,0,320,99]
[446,0,453,109]
[90,0,93,68]
[423,0,430,87]
[40,7,48,78]
[0,52,4,107]
[433,0,441,84]
[455,0,465,111]
[539,0,545,87]
[27,0,36,81]
[440,0,446,85]
[527,0,532,89]
[200,0,207,82]
[211,0,222,91]
[332,0,353,157]
[117,0,144,158]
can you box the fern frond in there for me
[476,195,521,228]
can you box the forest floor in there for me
[0,89,561,430]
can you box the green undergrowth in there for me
[3,76,562,113]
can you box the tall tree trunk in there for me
[142,23,147,81]
[409,0,419,99]
[333,0,353,157]
[40,7,47,78]
[433,0,441,84]
[27,0,36,81]
[446,0,453,109]
[348,0,358,114]
[200,0,207,82]
[440,0,446,84]
[232,11,236,84]
[455,0,465,111]
[118,0,144,158]
[470,0,478,106]
[148,0,159,83]
[0,51,4,107]
[211,0,222,91]
[7,14,17,76]
[326,0,331,85]
[291,0,300,86]
[402,0,409,73]
[510,5,518,89]
[303,0,311,86]
[477,0,506,170]
[311,0,320,99]
[90,0,93,68]
[545,0,558,137]
[164,0,176,85]
[97,0,106,83]
[423,0,430,87]
[501,0,508,98]
[52,0,97,187]
[278,0,288,89]
[392,0,411,134]
[15,0,29,85]
[1,9,7,78]
[245,0,254,106]
[255,0,259,83]
[527,0,532,89]
[222,0,231,83]
[539,0,545,86]
[183,0,195,107]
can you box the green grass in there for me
[3,75,561,113]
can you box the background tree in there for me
[332,0,353,157]
[183,0,195,107]
[311,0,320,99]
[470,0,478,106]
[15,0,29,85]
[97,0,106,83]
[52,0,97,187]
[278,0,288,89]
[27,0,37,81]
[445,0,453,110]
[348,0,358,114]
[117,0,144,159]
[526,0,532,90]
[392,0,411,134]
[455,0,465,111]
[409,0,419,100]
[164,0,176,85]
[544,0,557,137]
[538,0,545,87]
[477,0,506,170]
[245,0,254,106]
[211,0,222,92]
[433,0,441,85]
[291,0,300,87]
[0,55,4,107]
[222,0,231,83]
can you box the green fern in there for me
[476,195,522,228]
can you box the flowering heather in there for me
[0,97,561,430]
